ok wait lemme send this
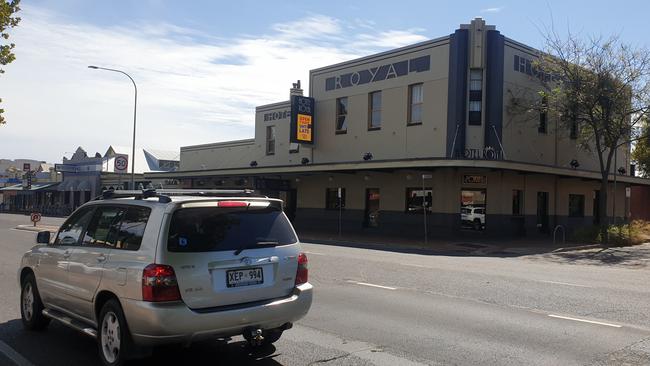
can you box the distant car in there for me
[461,206,485,230]
[18,189,312,366]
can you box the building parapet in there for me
[181,139,255,152]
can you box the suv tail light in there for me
[295,253,308,286]
[142,264,181,302]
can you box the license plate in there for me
[226,267,264,288]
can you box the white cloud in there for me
[0,6,428,162]
[481,7,503,13]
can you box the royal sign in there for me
[325,55,430,91]
[290,96,315,144]
[463,175,487,185]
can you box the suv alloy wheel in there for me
[98,299,133,366]
[20,273,50,331]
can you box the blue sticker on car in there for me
[179,237,188,247]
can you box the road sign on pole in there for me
[31,212,41,227]
[114,155,129,173]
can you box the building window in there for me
[336,97,348,134]
[468,69,482,125]
[408,83,423,125]
[325,188,345,210]
[368,91,382,130]
[568,194,585,217]
[406,187,432,213]
[512,189,523,215]
[266,126,275,155]
[539,97,547,134]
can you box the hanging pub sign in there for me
[290,95,315,144]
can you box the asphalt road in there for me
[1,213,649,365]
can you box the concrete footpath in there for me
[299,230,600,256]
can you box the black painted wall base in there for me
[293,208,601,240]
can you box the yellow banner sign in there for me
[297,114,313,142]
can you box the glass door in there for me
[365,188,380,227]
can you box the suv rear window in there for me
[167,206,298,252]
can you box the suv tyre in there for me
[98,299,133,366]
[20,273,50,331]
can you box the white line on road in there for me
[348,281,397,290]
[547,314,622,328]
[400,263,433,269]
[0,340,36,366]
[537,280,592,288]
[304,251,326,256]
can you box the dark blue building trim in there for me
[446,29,468,158]
[485,30,504,151]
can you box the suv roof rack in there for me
[96,188,266,203]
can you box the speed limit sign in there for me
[114,155,129,173]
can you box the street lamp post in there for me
[88,66,138,190]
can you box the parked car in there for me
[461,206,485,230]
[18,189,313,366]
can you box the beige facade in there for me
[148,18,648,239]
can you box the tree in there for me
[0,0,21,125]
[632,117,650,177]
[511,30,650,243]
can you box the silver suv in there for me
[18,189,313,366]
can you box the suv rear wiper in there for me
[233,240,279,256]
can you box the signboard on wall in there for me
[463,175,486,185]
[290,95,315,144]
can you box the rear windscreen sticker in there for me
[179,237,188,247]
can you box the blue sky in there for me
[1,0,649,163]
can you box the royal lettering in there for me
[325,55,430,91]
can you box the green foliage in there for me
[0,0,21,125]
[570,220,650,246]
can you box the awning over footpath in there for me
[144,158,650,186]
[56,180,91,191]
[0,183,60,192]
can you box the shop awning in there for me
[78,181,92,191]
[144,158,650,186]
[57,180,72,191]
[0,183,60,192]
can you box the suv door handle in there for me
[63,250,71,259]
[96,254,107,263]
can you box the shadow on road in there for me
[0,318,284,365]
[302,234,650,269]
[531,246,650,268]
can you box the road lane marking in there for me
[348,281,397,290]
[537,280,592,288]
[0,340,36,366]
[400,263,433,269]
[304,251,326,256]
[547,314,622,328]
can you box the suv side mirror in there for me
[36,231,51,244]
